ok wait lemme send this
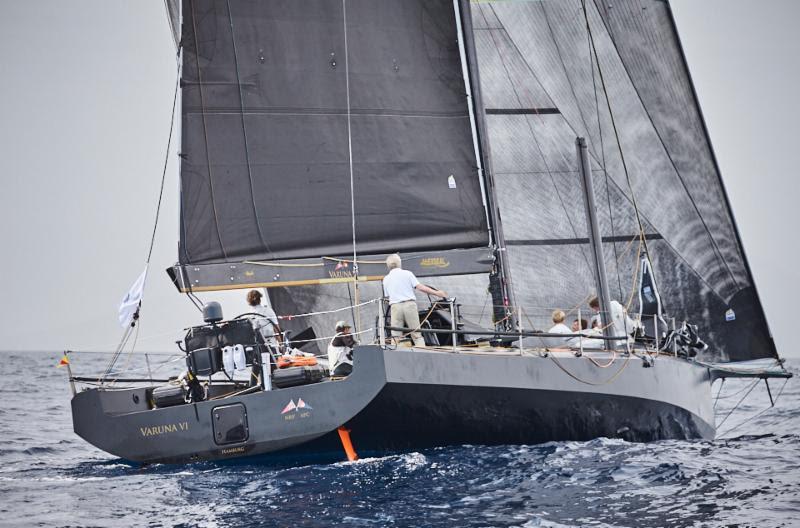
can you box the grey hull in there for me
[71,347,715,464]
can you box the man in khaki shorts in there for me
[382,254,447,347]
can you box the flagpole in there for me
[63,351,76,396]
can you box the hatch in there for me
[212,403,249,445]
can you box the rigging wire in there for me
[102,37,183,382]
[588,0,741,291]
[583,0,625,300]
[580,1,655,287]
[715,378,760,431]
[717,377,790,439]
[342,0,361,333]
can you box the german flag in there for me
[57,354,70,368]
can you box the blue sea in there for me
[1,351,798,527]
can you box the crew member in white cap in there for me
[382,254,446,347]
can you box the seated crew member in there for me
[571,318,589,332]
[246,290,282,351]
[548,310,571,334]
[382,254,446,347]
[588,296,639,347]
[546,310,572,348]
[568,317,603,349]
[327,320,356,377]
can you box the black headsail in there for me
[469,0,777,362]
[168,0,495,291]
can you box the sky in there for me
[0,1,798,356]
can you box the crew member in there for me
[548,310,571,334]
[246,290,282,351]
[382,254,446,347]
[588,296,638,346]
[327,320,356,376]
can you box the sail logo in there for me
[419,257,450,269]
[325,259,354,279]
[281,398,312,421]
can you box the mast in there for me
[454,0,518,328]
[576,137,613,341]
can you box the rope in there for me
[547,352,632,386]
[581,1,658,297]
[588,0,741,291]
[276,297,380,320]
[585,349,617,368]
[385,302,440,346]
[289,327,375,347]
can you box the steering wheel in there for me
[234,312,267,319]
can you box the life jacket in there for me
[276,356,318,369]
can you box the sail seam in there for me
[226,1,272,258]
[182,108,470,118]
[507,233,663,246]
[189,0,228,261]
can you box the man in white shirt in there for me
[382,254,446,347]
[589,296,639,347]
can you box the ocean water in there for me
[0,351,798,528]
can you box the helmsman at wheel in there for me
[382,253,447,347]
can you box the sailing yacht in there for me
[70,0,789,464]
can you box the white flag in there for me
[118,266,148,328]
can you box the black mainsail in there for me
[169,0,495,291]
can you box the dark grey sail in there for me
[169,0,493,290]
[167,0,778,362]
[469,0,776,362]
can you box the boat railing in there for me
[61,298,680,399]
